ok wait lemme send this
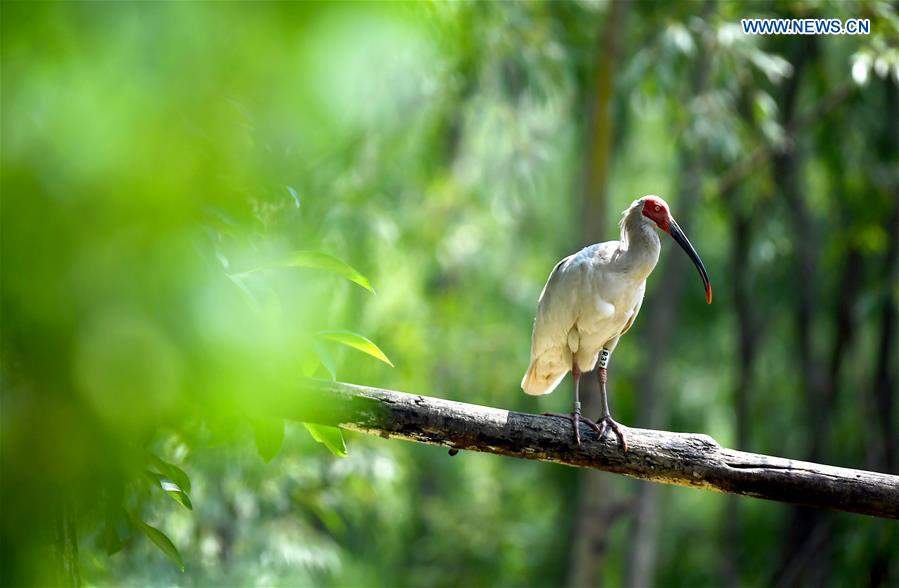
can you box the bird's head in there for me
[640,195,672,232]
[638,195,713,305]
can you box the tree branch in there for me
[272,379,899,520]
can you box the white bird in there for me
[521,195,712,450]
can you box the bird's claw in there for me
[543,411,584,445]
[595,416,628,452]
[542,412,627,451]
[579,415,604,438]
[542,412,605,447]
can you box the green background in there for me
[2,1,897,586]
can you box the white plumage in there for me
[521,195,711,449]
[521,197,663,395]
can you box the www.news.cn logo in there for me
[742,18,871,35]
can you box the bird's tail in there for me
[521,360,566,396]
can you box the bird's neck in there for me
[618,210,661,280]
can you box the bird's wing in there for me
[598,290,644,357]
[530,253,585,358]
[522,248,598,395]
[616,287,644,338]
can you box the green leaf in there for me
[160,479,193,510]
[102,508,133,556]
[237,250,375,294]
[303,423,348,457]
[252,416,285,463]
[316,330,394,367]
[150,455,191,494]
[145,471,193,510]
[292,493,347,535]
[313,340,337,380]
[134,518,185,572]
[298,342,323,377]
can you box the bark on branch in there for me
[271,379,899,520]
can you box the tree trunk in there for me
[772,36,833,588]
[576,0,629,248]
[722,194,761,588]
[865,76,899,588]
[870,77,898,475]
[625,4,715,585]
[569,2,630,587]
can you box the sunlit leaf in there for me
[316,330,394,367]
[748,47,793,83]
[145,471,192,510]
[252,416,285,463]
[851,52,872,86]
[134,518,185,572]
[664,23,694,55]
[150,455,191,494]
[160,480,193,510]
[303,423,348,457]
[237,250,375,294]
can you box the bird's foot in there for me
[542,412,603,446]
[594,415,628,452]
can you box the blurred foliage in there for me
[2,1,897,587]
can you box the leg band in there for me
[597,348,611,369]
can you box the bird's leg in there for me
[543,360,603,445]
[570,363,583,445]
[596,348,628,452]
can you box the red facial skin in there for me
[641,198,671,233]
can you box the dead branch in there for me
[269,379,899,520]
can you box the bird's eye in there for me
[654,205,661,212]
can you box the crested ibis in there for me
[521,196,712,450]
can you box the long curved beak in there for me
[668,218,712,304]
